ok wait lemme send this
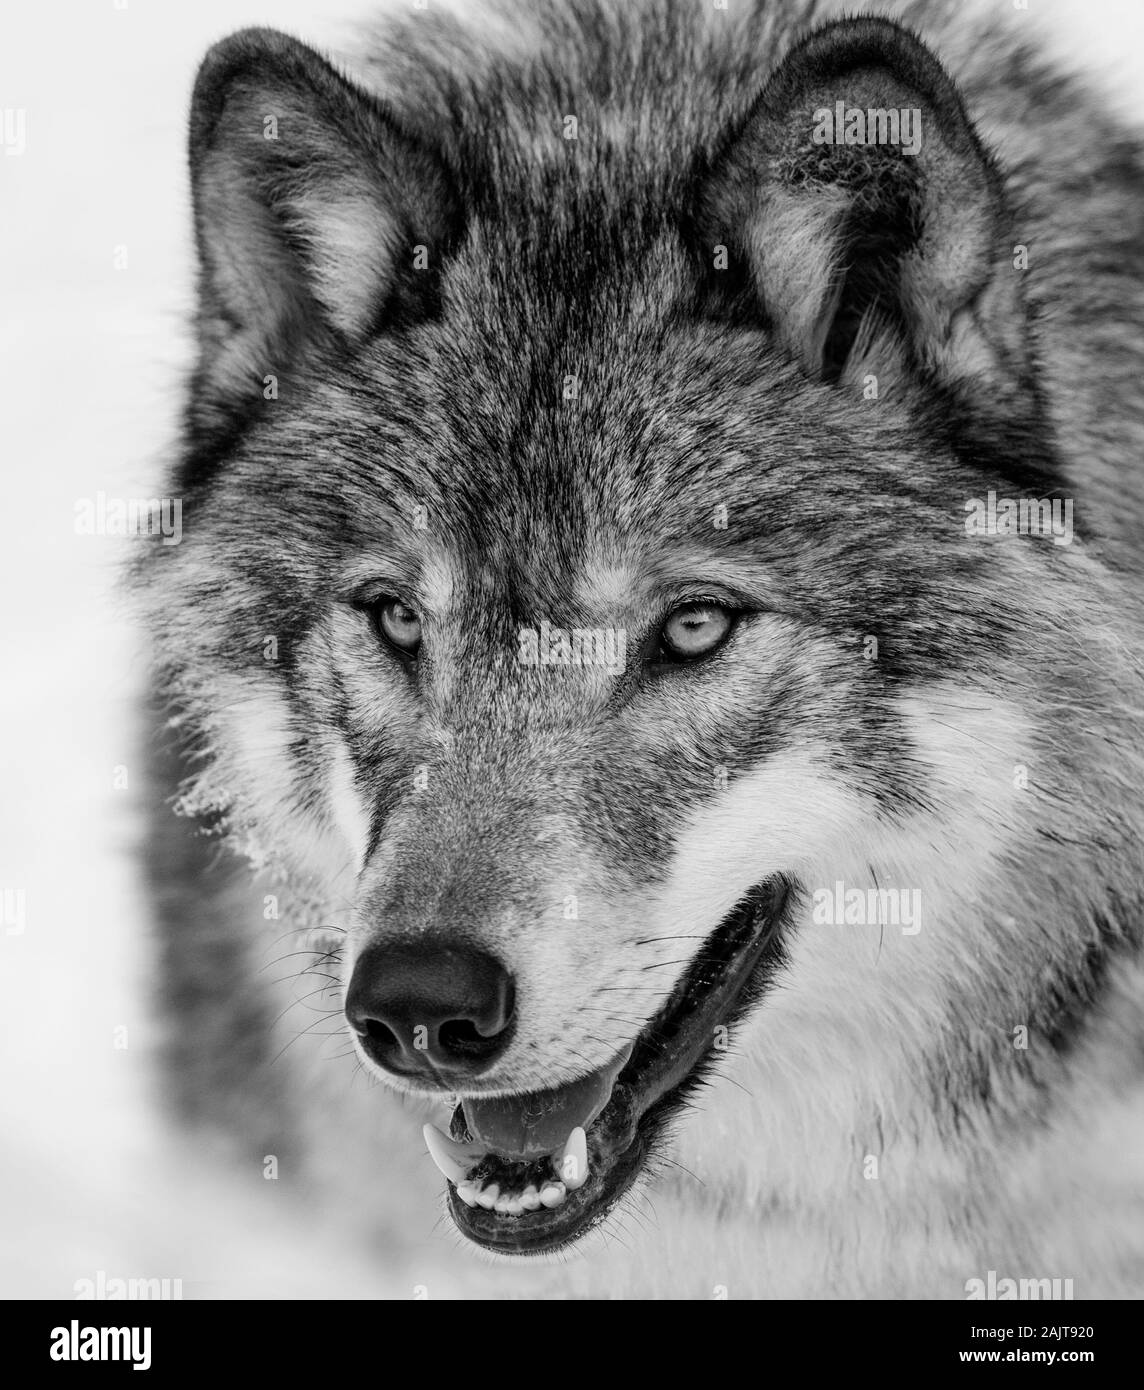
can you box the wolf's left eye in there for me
[657,603,735,661]
[372,597,422,656]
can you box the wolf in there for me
[136,0,1144,1298]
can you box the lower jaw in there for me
[447,877,792,1254]
[447,1084,648,1253]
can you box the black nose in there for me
[345,942,515,1082]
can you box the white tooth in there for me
[555,1126,589,1190]
[539,1181,567,1209]
[425,1122,485,1166]
[519,1186,542,1211]
[495,1193,524,1216]
[455,1183,479,1208]
[423,1124,476,1186]
[476,1183,499,1210]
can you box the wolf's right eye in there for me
[657,603,736,662]
[369,597,422,657]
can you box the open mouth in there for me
[424,877,791,1254]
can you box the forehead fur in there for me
[160,0,1096,695]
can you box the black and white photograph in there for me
[2,0,1142,1338]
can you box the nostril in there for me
[438,1017,506,1060]
[361,1017,399,1050]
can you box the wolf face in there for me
[142,2,1144,1266]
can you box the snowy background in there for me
[0,0,1140,1300]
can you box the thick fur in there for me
[137,0,1144,1298]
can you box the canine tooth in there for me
[455,1183,479,1208]
[423,1123,475,1186]
[555,1126,589,1190]
[519,1186,542,1211]
[425,1122,484,1165]
[476,1183,499,1210]
[539,1181,567,1209]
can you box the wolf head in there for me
[143,6,1142,1255]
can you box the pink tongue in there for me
[461,1047,632,1160]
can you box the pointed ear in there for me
[188,28,460,432]
[698,18,1035,417]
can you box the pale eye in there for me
[375,597,422,655]
[659,603,735,660]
